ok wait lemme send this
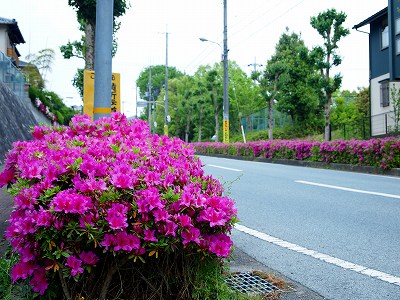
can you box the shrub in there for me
[192,138,400,170]
[0,113,238,299]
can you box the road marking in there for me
[359,172,400,180]
[206,164,242,172]
[295,180,400,199]
[234,224,400,286]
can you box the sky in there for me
[2,0,388,117]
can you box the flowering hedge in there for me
[33,98,57,123]
[0,113,237,298]
[192,138,400,170]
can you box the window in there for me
[380,80,390,107]
[396,18,400,35]
[397,37,400,55]
[382,18,389,49]
[396,18,400,55]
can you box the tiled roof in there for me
[0,17,17,25]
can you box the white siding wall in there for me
[370,73,400,136]
[0,26,8,54]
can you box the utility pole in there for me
[93,0,114,120]
[248,57,263,73]
[223,0,229,143]
[147,66,152,132]
[164,29,169,136]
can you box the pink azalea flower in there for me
[181,227,201,245]
[176,214,193,228]
[30,268,48,295]
[105,203,128,230]
[143,229,158,242]
[66,255,84,276]
[164,220,178,237]
[36,209,53,227]
[152,208,170,222]
[51,189,93,214]
[198,207,228,227]
[208,234,233,257]
[11,260,35,282]
[0,168,14,188]
[79,251,99,265]
[110,173,134,189]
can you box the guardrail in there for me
[0,51,25,99]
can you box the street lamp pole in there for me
[93,0,114,120]
[223,0,229,143]
[198,1,229,142]
[164,29,169,136]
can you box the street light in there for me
[199,38,223,61]
[199,37,229,142]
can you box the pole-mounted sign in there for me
[83,70,121,120]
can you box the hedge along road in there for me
[199,155,400,300]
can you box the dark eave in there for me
[0,17,25,44]
[353,7,388,30]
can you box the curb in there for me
[230,247,326,300]
[197,153,400,177]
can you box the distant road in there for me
[200,156,400,300]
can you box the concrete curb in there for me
[197,153,400,177]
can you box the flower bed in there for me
[0,113,237,299]
[192,138,400,170]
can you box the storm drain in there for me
[225,272,279,295]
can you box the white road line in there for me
[234,224,400,286]
[296,180,400,199]
[359,172,400,180]
[206,164,242,172]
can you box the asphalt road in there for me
[200,156,400,300]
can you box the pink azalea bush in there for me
[0,113,237,298]
[192,138,400,170]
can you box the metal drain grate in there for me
[225,272,279,294]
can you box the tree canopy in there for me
[310,8,350,141]
[61,0,130,97]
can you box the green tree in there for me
[261,57,285,141]
[390,84,400,131]
[310,9,350,141]
[229,61,262,137]
[61,0,130,97]
[136,65,184,127]
[330,90,358,126]
[261,29,321,140]
[191,69,215,142]
[354,87,370,117]
[23,48,55,89]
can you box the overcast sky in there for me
[3,0,388,117]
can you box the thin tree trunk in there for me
[85,19,95,70]
[185,113,191,143]
[268,76,279,141]
[268,98,273,141]
[58,270,71,299]
[324,32,331,142]
[324,93,332,141]
[198,105,203,142]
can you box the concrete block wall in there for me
[0,82,39,162]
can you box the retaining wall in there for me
[0,82,39,161]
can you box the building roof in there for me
[0,17,25,44]
[353,7,388,30]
